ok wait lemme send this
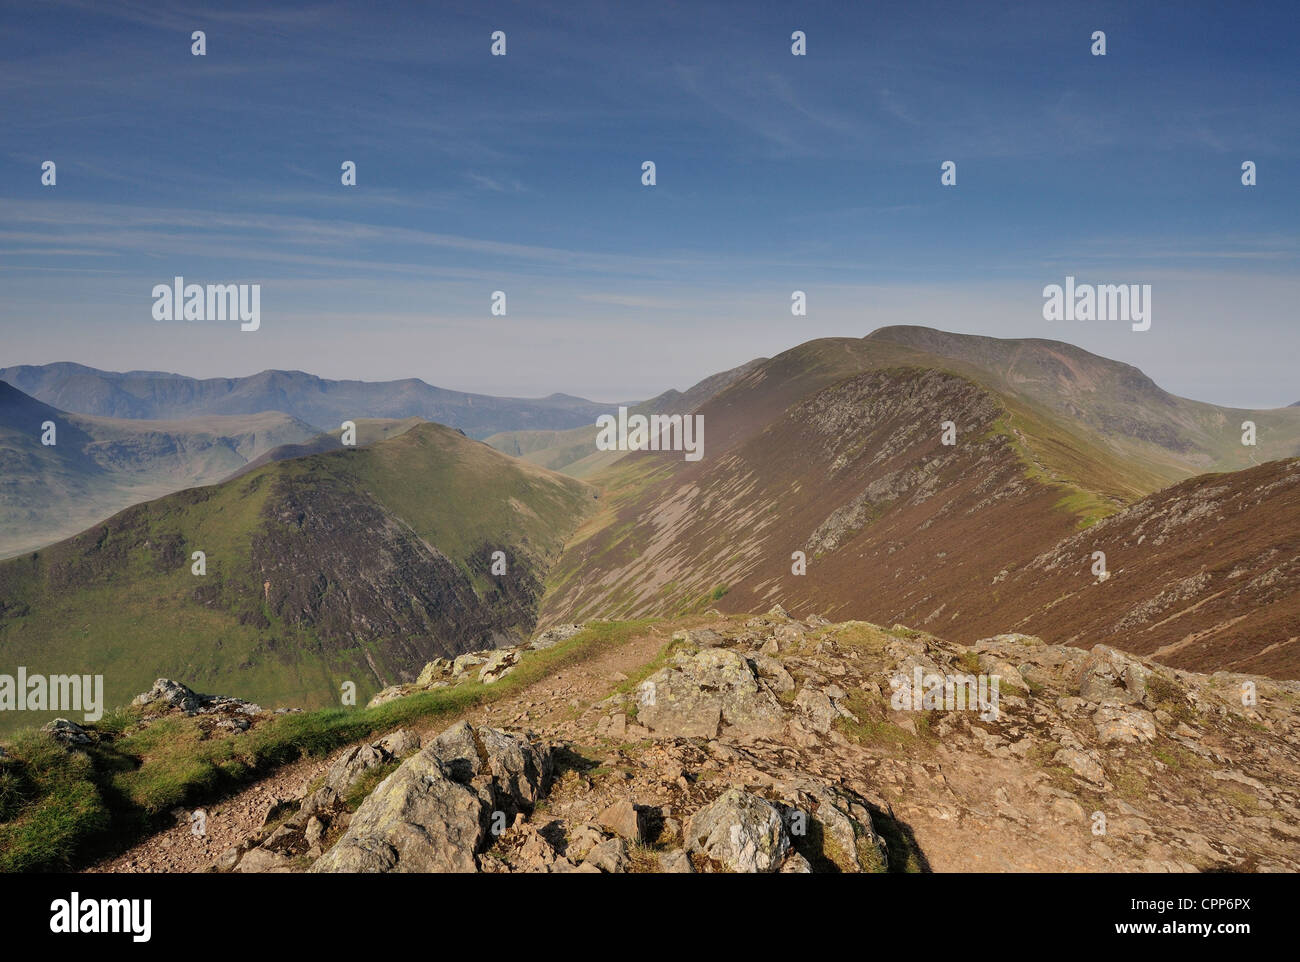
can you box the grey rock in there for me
[583,837,629,873]
[685,789,790,872]
[659,849,694,873]
[1094,704,1158,744]
[312,722,550,873]
[41,717,92,746]
[133,678,201,714]
[638,648,785,739]
[1077,645,1147,706]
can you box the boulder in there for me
[376,728,421,758]
[1077,645,1147,706]
[582,837,629,873]
[414,659,450,687]
[784,783,884,873]
[1094,704,1158,744]
[671,627,725,648]
[596,799,642,843]
[751,654,795,693]
[452,652,490,677]
[528,623,585,650]
[233,848,297,873]
[1054,747,1110,787]
[659,849,694,873]
[478,649,520,684]
[312,722,551,873]
[133,678,201,714]
[793,687,838,733]
[366,686,406,709]
[41,718,92,746]
[638,648,784,739]
[685,789,790,872]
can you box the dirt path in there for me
[87,628,668,873]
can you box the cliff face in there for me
[250,471,546,672]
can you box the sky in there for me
[1,0,1297,406]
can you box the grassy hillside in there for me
[865,326,1300,477]
[0,423,595,734]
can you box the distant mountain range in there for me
[0,362,615,438]
[483,358,767,477]
[0,382,319,557]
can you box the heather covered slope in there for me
[0,422,596,734]
[0,363,613,439]
[985,458,1300,678]
[0,381,319,558]
[539,366,1104,633]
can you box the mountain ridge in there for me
[0,363,618,439]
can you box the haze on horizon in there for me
[1,1,1296,407]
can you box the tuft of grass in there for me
[343,762,399,810]
[834,691,935,751]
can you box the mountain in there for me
[536,329,1300,677]
[0,363,615,439]
[221,416,426,480]
[864,326,1300,476]
[483,358,766,478]
[0,422,595,732]
[0,381,319,558]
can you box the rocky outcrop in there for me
[133,678,264,718]
[637,646,784,739]
[41,718,93,747]
[366,628,587,708]
[685,789,790,872]
[311,723,551,873]
[199,607,1300,875]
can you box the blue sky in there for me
[2,0,1297,405]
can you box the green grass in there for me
[0,619,656,873]
[833,691,935,750]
